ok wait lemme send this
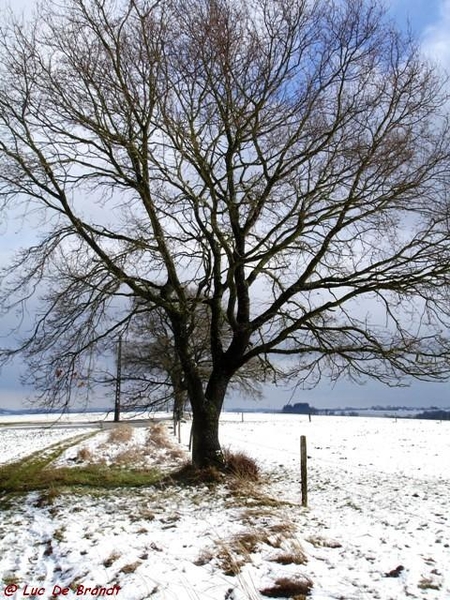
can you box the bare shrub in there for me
[108,425,133,444]
[260,576,313,598]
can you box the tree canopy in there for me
[0,0,450,466]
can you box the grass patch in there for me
[34,465,162,490]
[2,574,20,586]
[0,432,162,496]
[0,433,96,493]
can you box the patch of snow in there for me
[0,414,448,599]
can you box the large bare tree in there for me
[1,0,450,467]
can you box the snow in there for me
[0,413,449,599]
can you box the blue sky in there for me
[0,0,450,411]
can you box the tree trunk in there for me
[171,368,186,422]
[191,403,224,468]
[190,372,230,468]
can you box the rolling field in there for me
[0,412,449,599]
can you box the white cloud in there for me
[422,0,450,71]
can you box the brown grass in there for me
[418,577,441,590]
[34,487,62,507]
[119,561,141,574]
[269,550,308,565]
[76,447,93,462]
[231,531,262,554]
[103,551,121,568]
[163,462,224,486]
[195,544,246,576]
[268,521,297,535]
[196,527,303,576]
[260,576,313,598]
[114,447,142,466]
[146,423,171,449]
[167,447,186,460]
[305,536,342,549]
[224,449,260,481]
[108,424,133,444]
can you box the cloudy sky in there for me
[0,0,449,411]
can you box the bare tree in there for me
[121,299,264,417]
[1,0,450,467]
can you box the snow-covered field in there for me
[0,413,449,599]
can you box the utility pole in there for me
[114,334,122,422]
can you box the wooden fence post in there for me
[177,419,181,444]
[300,435,308,507]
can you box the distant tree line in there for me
[282,403,317,415]
[415,410,450,421]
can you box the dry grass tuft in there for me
[224,449,260,481]
[305,535,342,549]
[231,531,262,554]
[146,423,171,449]
[114,447,142,466]
[195,543,246,576]
[196,527,301,576]
[167,447,186,460]
[103,551,121,568]
[260,576,313,598]
[165,462,224,486]
[133,508,155,522]
[418,577,441,590]
[76,447,93,462]
[34,487,61,507]
[269,550,308,566]
[120,561,141,574]
[108,424,133,444]
[215,546,245,576]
